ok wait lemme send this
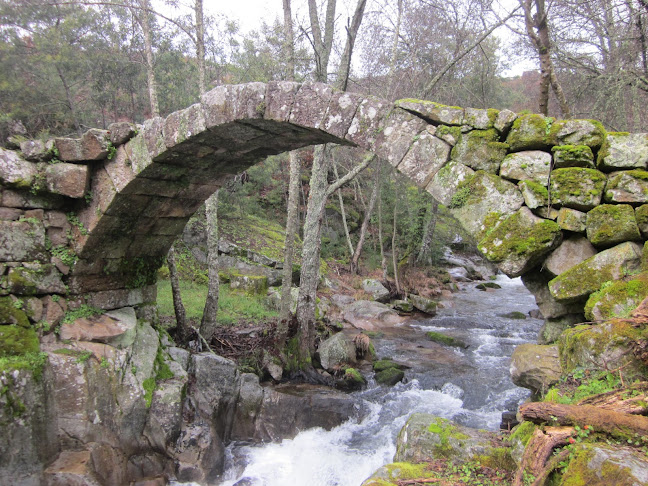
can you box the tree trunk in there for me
[137,0,159,117]
[417,200,439,264]
[520,401,648,438]
[200,190,220,341]
[307,0,336,82]
[280,151,301,324]
[282,0,295,80]
[194,0,206,96]
[392,197,401,295]
[167,244,188,338]
[377,173,388,280]
[336,0,368,91]
[350,163,380,274]
[332,160,355,257]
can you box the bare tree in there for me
[200,190,220,341]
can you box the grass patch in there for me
[157,279,278,325]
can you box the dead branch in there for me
[577,382,648,415]
[512,426,573,486]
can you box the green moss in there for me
[506,114,554,150]
[550,168,606,209]
[561,444,642,486]
[427,417,470,458]
[478,210,561,262]
[547,119,606,148]
[0,326,39,357]
[586,204,640,247]
[343,367,365,383]
[551,145,594,168]
[0,296,30,328]
[509,421,536,447]
[475,447,516,472]
[142,377,155,408]
[62,304,104,324]
[375,367,405,385]
[0,352,47,380]
[436,125,462,141]
[426,331,467,348]
[373,359,402,372]
[584,272,648,320]
[519,179,549,201]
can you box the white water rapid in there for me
[176,275,543,486]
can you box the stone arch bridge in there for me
[2,81,648,331]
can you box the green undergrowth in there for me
[542,367,623,404]
[157,279,277,325]
[0,352,47,380]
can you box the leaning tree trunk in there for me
[333,159,355,257]
[200,190,220,341]
[167,244,188,339]
[350,164,380,274]
[280,151,301,325]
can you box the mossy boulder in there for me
[537,313,585,345]
[408,294,437,315]
[450,171,524,239]
[518,180,549,209]
[584,271,648,321]
[426,331,468,348]
[552,144,595,169]
[450,129,508,173]
[560,443,648,485]
[604,169,648,204]
[558,319,648,378]
[394,414,504,464]
[318,332,356,371]
[0,220,48,263]
[547,119,606,148]
[477,207,562,278]
[338,367,366,391]
[375,367,405,386]
[597,132,648,171]
[0,326,40,357]
[548,241,643,303]
[0,296,30,328]
[426,160,475,206]
[522,271,586,319]
[506,114,554,151]
[510,343,562,395]
[550,167,607,211]
[373,359,407,372]
[229,274,268,295]
[463,107,499,130]
[557,207,587,233]
[586,204,641,248]
[500,150,552,185]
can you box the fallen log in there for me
[512,426,573,486]
[520,402,648,439]
[577,382,648,415]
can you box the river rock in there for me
[586,204,641,248]
[549,167,607,211]
[537,314,584,345]
[548,241,643,303]
[173,420,224,483]
[43,450,102,486]
[597,132,648,171]
[408,294,437,315]
[375,367,405,386]
[477,207,562,278]
[252,384,362,442]
[342,300,405,331]
[551,144,595,168]
[561,443,648,485]
[394,413,506,464]
[500,150,552,184]
[318,332,357,371]
[510,343,561,395]
[362,278,390,303]
[558,319,648,379]
[604,170,648,204]
[544,236,597,276]
[584,271,648,321]
[231,373,264,440]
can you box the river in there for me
[178,275,543,486]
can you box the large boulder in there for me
[450,128,508,173]
[551,144,595,169]
[522,271,588,319]
[510,343,562,395]
[342,300,405,331]
[318,332,357,371]
[537,314,584,345]
[477,207,562,277]
[547,119,606,148]
[408,294,437,315]
[394,413,506,464]
[426,160,475,206]
[548,241,643,303]
[505,114,552,151]
[556,207,587,233]
[560,443,648,485]
[362,278,390,302]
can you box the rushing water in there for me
[179,275,543,486]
